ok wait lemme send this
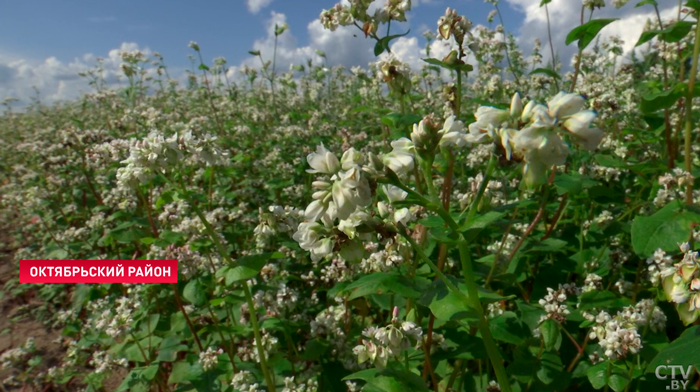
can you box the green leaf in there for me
[418,215,446,228]
[460,211,506,231]
[225,253,275,284]
[183,279,207,306]
[553,172,597,195]
[344,272,420,301]
[537,352,568,387]
[157,336,188,362]
[374,30,411,56]
[168,356,203,384]
[342,368,378,382]
[429,291,478,321]
[578,290,632,311]
[301,339,330,361]
[529,67,561,79]
[539,318,560,351]
[686,0,700,12]
[142,364,159,381]
[422,57,473,73]
[138,314,160,336]
[635,0,658,6]
[528,238,569,252]
[489,311,530,345]
[641,82,687,114]
[637,21,696,47]
[420,276,512,321]
[608,369,630,392]
[116,369,143,392]
[647,326,700,373]
[566,19,619,49]
[631,203,700,257]
[363,368,430,392]
[587,362,608,390]
[660,21,695,43]
[124,342,147,363]
[159,230,186,245]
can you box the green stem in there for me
[461,154,497,222]
[170,283,203,352]
[495,3,520,86]
[188,197,276,392]
[569,6,587,93]
[683,15,700,205]
[603,362,612,392]
[131,332,150,365]
[544,2,560,91]
[455,69,462,117]
[400,229,511,392]
[458,242,512,392]
[446,359,463,391]
[381,178,457,232]
[421,158,438,202]
[207,304,237,368]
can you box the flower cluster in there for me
[662,242,700,324]
[468,92,604,187]
[353,307,423,369]
[437,7,473,43]
[319,0,411,35]
[198,347,223,371]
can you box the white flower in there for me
[510,92,523,117]
[514,127,569,167]
[383,138,415,176]
[393,208,413,225]
[439,115,468,148]
[547,92,586,119]
[332,179,357,220]
[341,147,364,170]
[293,222,333,261]
[304,199,328,222]
[338,211,370,239]
[306,143,340,174]
[382,184,407,203]
[561,111,604,150]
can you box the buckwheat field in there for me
[1,0,700,391]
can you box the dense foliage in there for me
[1,0,700,391]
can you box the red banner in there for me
[19,260,178,283]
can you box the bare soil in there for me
[0,224,72,391]
[0,222,129,392]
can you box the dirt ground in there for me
[0,227,78,392]
[0,224,74,391]
[0,222,128,392]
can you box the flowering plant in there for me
[0,1,699,392]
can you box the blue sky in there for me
[0,0,677,105]
[0,0,520,68]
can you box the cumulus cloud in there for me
[227,11,378,79]
[247,0,274,14]
[506,0,678,67]
[0,43,170,106]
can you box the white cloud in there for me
[385,34,479,83]
[247,0,274,14]
[0,43,169,106]
[228,11,377,78]
[506,0,678,67]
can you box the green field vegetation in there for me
[1,1,700,391]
